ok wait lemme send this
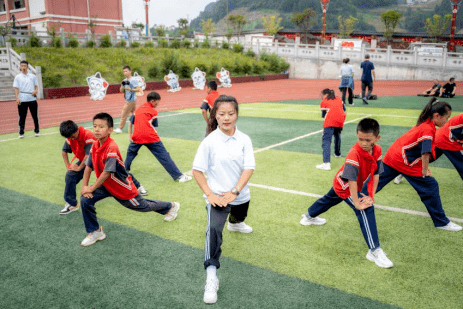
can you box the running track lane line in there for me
[248,183,463,224]
[253,115,371,154]
[0,111,196,143]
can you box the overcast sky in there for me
[122,0,217,29]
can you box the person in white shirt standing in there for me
[13,60,39,138]
[192,95,255,304]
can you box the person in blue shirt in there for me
[13,60,39,138]
[114,65,141,133]
[360,54,376,105]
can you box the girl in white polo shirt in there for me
[192,95,255,304]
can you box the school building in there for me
[0,0,123,34]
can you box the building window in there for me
[0,0,6,12]
[13,0,25,10]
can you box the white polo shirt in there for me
[13,71,38,103]
[193,126,255,205]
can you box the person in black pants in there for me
[360,54,376,105]
[13,60,39,138]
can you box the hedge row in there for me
[15,47,290,88]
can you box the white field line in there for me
[0,111,194,143]
[253,115,371,154]
[249,183,463,223]
[240,107,418,119]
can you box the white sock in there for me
[206,266,217,280]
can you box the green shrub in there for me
[194,40,200,48]
[170,39,181,49]
[201,40,210,48]
[131,67,143,76]
[161,53,180,75]
[222,42,229,50]
[99,34,112,48]
[131,41,141,48]
[179,62,191,79]
[8,36,17,48]
[208,63,219,77]
[144,41,154,48]
[67,36,79,48]
[43,74,62,88]
[157,39,168,48]
[278,58,290,73]
[52,37,62,48]
[233,43,244,54]
[183,39,191,48]
[233,60,242,74]
[148,65,158,79]
[86,40,96,48]
[252,63,263,75]
[28,32,42,47]
[260,52,280,73]
[244,49,255,58]
[116,40,127,48]
[242,62,252,75]
[194,62,208,74]
[213,40,220,48]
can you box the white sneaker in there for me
[176,174,192,183]
[81,227,106,247]
[114,128,123,134]
[19,134,24,139]
[366,248,393,268]
[227,222,253,233]
[164,202,180,221]
[316,163,331,171]
[203,277,219,304]
[138,184,148,196]
[300,214,326,226]
[35,132,41,137]
[394,175,404,184]
[437,221,462,232]
[60,203,79,215]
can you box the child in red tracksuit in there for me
[302,118,393,269]
[60,120,96,215]
[316,88,346,171]
[79,112,181,247]
[362,98,461,232]
[434,113,463,180]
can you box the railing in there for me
[0,42,43,99]
[3,29,463,75]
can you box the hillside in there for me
[190,0,461,34]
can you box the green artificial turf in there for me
[0,187,400,309]
[1,101,463,309]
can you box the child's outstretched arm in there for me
[62,151,71,170]
[421,153,432,177]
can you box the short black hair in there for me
[208,80,217,91]
[365,54,370,59]
[357,118,380,136]
[147,91,161,102]
[59,120,79,138]
[123,65,131,71]
[450,77,455,82]
[20,60,29,66]
[93,112,113,128]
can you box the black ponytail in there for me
[321,88,336,100]
[416,97,452,126]
[206,95,239,135]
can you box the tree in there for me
[291,8,317,44]
[201,18,215,40]
[88,15,98,36]
[425,14,452,43]
[225,28,234,44]
[262,16,283,36]
[0,23,12,46]
[228,14,247,40]
[337,15,359,38]
[381,10,403,45]
[155,25,166,37]
[177,18,189,37]
[131,22,145,31]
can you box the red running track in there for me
[0,79,441,135]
